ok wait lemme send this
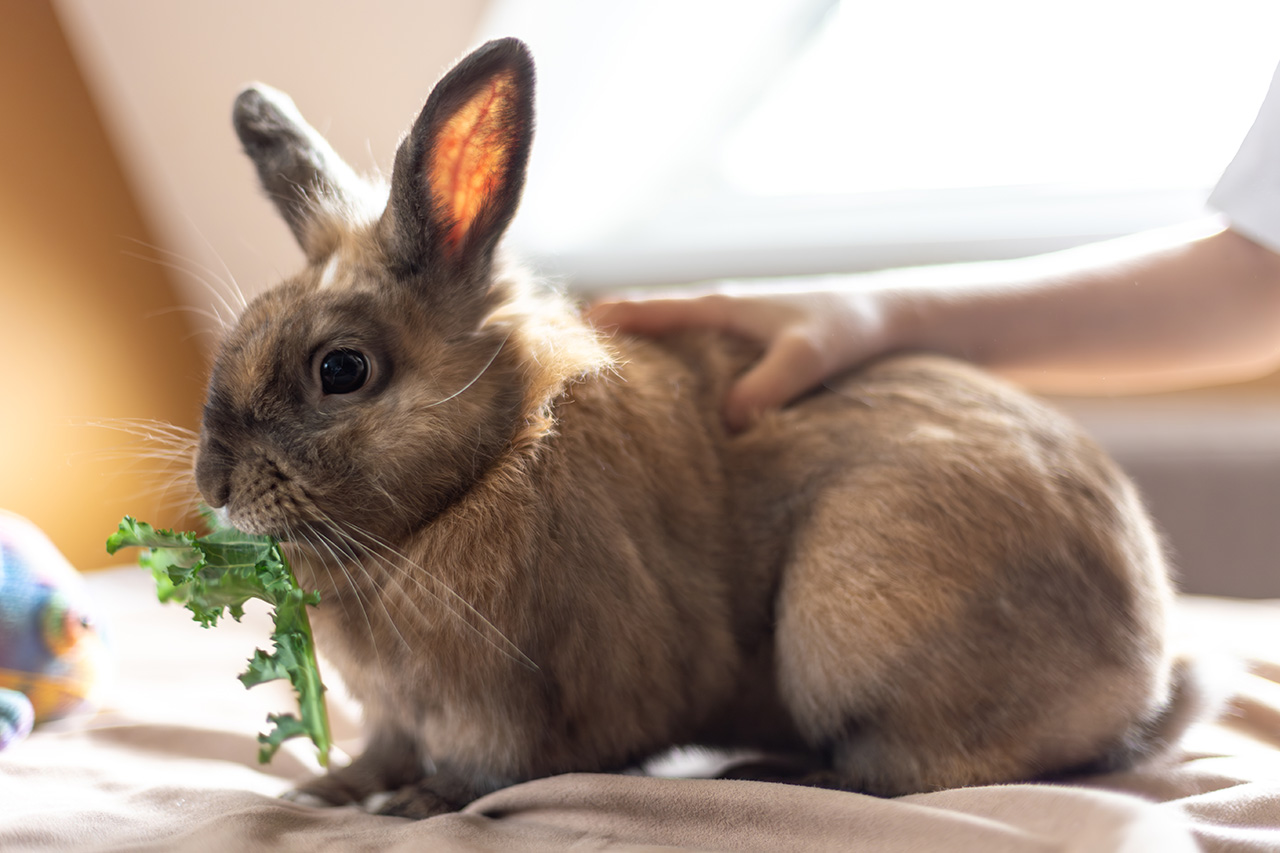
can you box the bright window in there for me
[725,0,1278,195]
[481,0,1280,290]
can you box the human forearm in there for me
[590,217,1280,427]
[870,218,1280,394]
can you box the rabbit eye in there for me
[319,349,369,395]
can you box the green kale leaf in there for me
[107,516,331,766]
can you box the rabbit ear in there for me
[233,84,366,261]
[382,38,535,306]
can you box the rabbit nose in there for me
[197,468,231,510]
[194,445,232,509]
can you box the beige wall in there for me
[54,0,493,349]
[0,1,205,570]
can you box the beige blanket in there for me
[2,568,1277,852]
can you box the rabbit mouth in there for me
[211,451,325,540]
[225,484,376,553]
[222,492,309,539]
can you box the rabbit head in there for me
[195,38,582,549]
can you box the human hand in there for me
[588,284,889,431]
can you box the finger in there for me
[589,294,796,345]
[586,295,735,335]
[724,329,831,431]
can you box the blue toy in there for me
[0,510,108,748]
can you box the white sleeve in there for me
[1207,62,1280,253]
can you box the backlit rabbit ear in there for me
[232,84,368,262]
[383,38,535,304]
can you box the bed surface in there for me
[2,567,1277,852]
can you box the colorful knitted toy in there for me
[0,510,108,749]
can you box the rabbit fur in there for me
[195,38,1192,818]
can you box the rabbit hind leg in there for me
[770,493,1038,797]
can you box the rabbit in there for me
[195,37,1196,819]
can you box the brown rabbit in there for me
[196,38,1192,818]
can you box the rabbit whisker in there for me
[120,249,241,331]
[296,521,398,677]
[308,517,418,662]
[122,235,248,316]
[421,329,514,410]
[177,210,251,312]
[321,518,536,672]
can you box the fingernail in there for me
[722,403,750,433]
[584,303,616,327]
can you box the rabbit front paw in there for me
[372,778,468,819]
